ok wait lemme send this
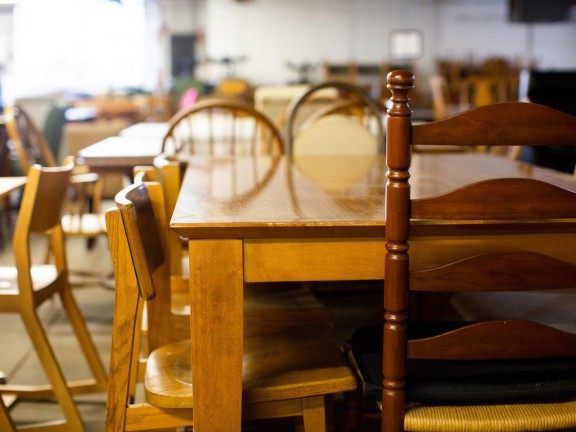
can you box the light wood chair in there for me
[349,70,576,432]
[105,182,357,431]
[133,161,335,339]
[284,81,385,155]
[0,161,108,432]
[161,97,283,155]
[3,105,107,257]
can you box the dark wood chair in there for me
[0,161,108,431]
[348,70,576,432]
[3,105,107,258]
[105,182,357,431]
[161,97,284,155]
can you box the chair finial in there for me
[386,70,414,118]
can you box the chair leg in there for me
[301,396,326,432]
[58,284,108,392]
[342,385,363,432]
[0,396,16,432]
[341,341,363,432]
[17,307,84,431]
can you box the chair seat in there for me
[0,265,58,294]
[145,329,357,408]
[61,213,106,236]
[351,322,576,405]
[403,399,576,432]
[71,172,99,184]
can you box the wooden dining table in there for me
[170,152,576,432]
[76,135,163,177]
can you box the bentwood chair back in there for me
[284,81,385,155]
[161,97,284,155]
[350,70,576,432]
[4,105,106,251]
[107,182,357,431]
[0,161,107,432]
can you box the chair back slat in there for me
[18,163,73,233]
[413,102,576,147]
[410,251,576,292]
[408,320,576,360]
[115,183,166,301]
[412,178,576,220]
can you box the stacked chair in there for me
[347,70,576,431]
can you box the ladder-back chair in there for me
[350,70,576,432]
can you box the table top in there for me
[77,136,163,170]
[119,122,168,139]
[171,153,576,239]
[0,177,27,199]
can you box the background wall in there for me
[201,0,576,88]
[1,0,574,104]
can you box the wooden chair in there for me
[0,161,108,431]
[285,81,386,155]
[134,158,336,338]
[3,105,107,255]
[161,97,283,155]
[349,70,576,432]
[0,396,16,432]
[105,182,357,431]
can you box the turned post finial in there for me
[386,70,414,117]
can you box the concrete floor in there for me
[3,205,573,432]
[0,228,114,431]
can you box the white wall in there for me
[202,0,576,88]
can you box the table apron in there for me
[243,238,386,282]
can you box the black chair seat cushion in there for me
[351,322,576,405]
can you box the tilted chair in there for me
[0,161,108,431]
[284,81,386,155]
[349,70,576,432]
[4,105,107,260]
[105,182,357,431]
[161,97,283,155]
